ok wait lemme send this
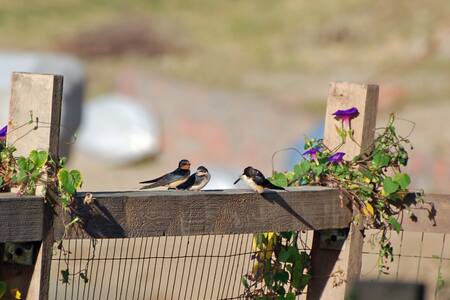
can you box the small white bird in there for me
[176,166,211,191]
[234,166,285,194]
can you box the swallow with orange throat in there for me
[139,159,191,190]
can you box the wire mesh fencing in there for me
[49,233,314,300]
[49,230,450,299]
[361,230,450,300]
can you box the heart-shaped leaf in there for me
[29,150,48,169]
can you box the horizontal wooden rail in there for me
[0,193,45,242]
[54,187,352,239]
[1,189,448,242]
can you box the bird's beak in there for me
[233,175,242,185]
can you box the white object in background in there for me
[0,52,85,157]
[76,94,160,165]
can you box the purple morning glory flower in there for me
[0,125,7,140]
[303,147,321,160]
[332,107,359,127]
[328,152,345,164]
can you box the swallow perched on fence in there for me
[139,159,191,190]
[176,166,211,191]
[234,166,285,193]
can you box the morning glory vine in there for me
[243,107,434,299]
[0,122,89,290]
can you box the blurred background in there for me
[0,0,449,192]
[1,2,450,299]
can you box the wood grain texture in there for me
[0,195,44,242]
[4,72,63,300]
[0,191,445,240]
[7,72,63,157]
[53,187,354,239]
[27,205,54,300]
[323,82,379,157]
[308,82,379,300]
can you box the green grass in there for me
[1,0,450,106]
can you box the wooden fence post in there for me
[2,72,63,300]
[307,82,379,300]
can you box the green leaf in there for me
[59,195,70,207]
[275,286,286,296]
[383,177,399,195]
[29,150,48,169]
[58,169,75,194]
[285,293,296,300]
[70,170,82,189]
[372,151,391,168]
[15,170,28,183]
[388,216,402,234]
[299,251,311,268]
[311,165,324,176]
[286,171,295,182]
[280,231,293,241]
[292,273,310,291]
[58,169,82,195]
[274,270,289,284]
[288,246,301,263]
[294,160,310,178]
[393,173,411,190]
[241,276,249,289]
[278,248,290,262]
[61,268,70,284]
[31,169,41,181]
[271,172,288,187]
[255,233,266,247]
[16,157,29,171]
[0,281,7,299]
[263,272,273,288]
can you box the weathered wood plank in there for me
[0,191,446,240]
[323,81,379,157]
[4,72,63,300]
[308,82,379,300]
[7,72,63,157]
[53,187,354,239]
[0,195,44,242]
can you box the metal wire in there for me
[362,231,449,300]
[50,231,448,300]
[50,233,310,300]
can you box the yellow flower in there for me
[252,236,258,251]
[10,288,21,300]
[363,177,371,184]
[363,203,374,217]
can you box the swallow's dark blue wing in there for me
[139,173,167,184]
[176,173,196,190]
[140,169,190,189]
[252,169,268,186]
[263,179,285,190]
[253,168,284,190]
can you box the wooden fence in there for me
[0,73,448,300]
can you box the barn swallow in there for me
[139,159,191,190]
[234,166,285,193]
[176,166,211,191]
